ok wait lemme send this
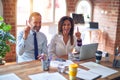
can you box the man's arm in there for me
[16,31,26,55]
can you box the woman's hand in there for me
[75,27,81,40]
[59,55,68,60]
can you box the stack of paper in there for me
[80,61,118,78]
[29,72,67,80]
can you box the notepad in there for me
[77,68,101,80]
[65,68,101,80]
[0,73,21,80]
[80,61,118,78]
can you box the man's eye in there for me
[34,22,37,24]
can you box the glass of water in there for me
[68,52,74,60]
[57,62,65,73]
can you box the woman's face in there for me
[62,20,71,36]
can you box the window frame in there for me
[75,0,92,23]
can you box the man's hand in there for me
[23,20,31,40]
[38,54,47,60]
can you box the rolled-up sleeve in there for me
[74,37,82,53]
[16,31,26,55]
[48,35,57,58]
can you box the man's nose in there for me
[36,23,40,26]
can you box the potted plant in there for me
[0,16,16,64]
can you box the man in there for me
[16,12,48,63]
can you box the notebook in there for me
[79,43,98,60]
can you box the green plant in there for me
[0,16,16,58]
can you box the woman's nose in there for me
[64,25,70,29]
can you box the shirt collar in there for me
[30,30,39,35]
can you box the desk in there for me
[0,59,120,80]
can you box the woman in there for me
[48,16,82,60]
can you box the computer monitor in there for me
[72,13,85,24]
[89,22,99,29]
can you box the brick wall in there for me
[93,0,120,55]
[116,2,120,50]
[2,0,16,62]
[66,0,78,16]
[1,0,120,62]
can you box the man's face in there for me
[29,15,41,32]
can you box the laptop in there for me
[79,43,98,60]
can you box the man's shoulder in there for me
[39,32,47,37]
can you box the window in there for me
[0,0,3,17]
[76,0,92,22]
[17,0,66,26]
[17,0,30,25]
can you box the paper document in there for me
[0,73,21,80]
[77,68,101,80]
[29,72,67,80]
[65,68,101,80]
[80,61,118,78]
[50,60,74,67]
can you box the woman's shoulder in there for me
[53,34,62,38]
[51,34,62,40]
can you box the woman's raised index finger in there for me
[77,27,79,32]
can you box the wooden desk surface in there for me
[0,59,120,80]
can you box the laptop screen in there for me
[72,13,85,24]
[89,22,99,29]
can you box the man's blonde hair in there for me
[29,12,41,21]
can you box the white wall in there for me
[0,0,3,16]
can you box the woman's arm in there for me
[48,35,58,60]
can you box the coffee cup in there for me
[69,64,78,80]
[96,51,102,64]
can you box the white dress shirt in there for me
[48,34,81,58]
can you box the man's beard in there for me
[32,26,40,32]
